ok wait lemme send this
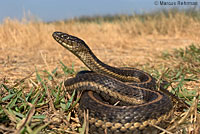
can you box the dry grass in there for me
[1,10,200,84]
[0,9,200,133]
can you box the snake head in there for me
[52,32,90,54]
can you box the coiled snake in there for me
[52,32,173,134]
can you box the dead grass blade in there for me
[152,124,173,134]
[166,90,199,133]
[11,71,35,88]
[0,125,15,133]
[14,102,36,134]
[80,109,89,134]
[2,108,18,123]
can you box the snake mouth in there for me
[52,31,76,50]
[52,31,62,41]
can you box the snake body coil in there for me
[52,32,173,134]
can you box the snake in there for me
[52,31,173,134]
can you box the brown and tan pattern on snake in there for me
[52,31,173,134]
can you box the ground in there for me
[0,11,200,133]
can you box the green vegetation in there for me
[61,8,200,24]
[148,44,200,105]
[1,44,199,133]
[0,9,200,133]
[0,62,83,133]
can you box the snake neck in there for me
[76,50,141,82]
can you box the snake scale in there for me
[52,31,173,134]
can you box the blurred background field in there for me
[0,9,200,133]
[1,9,200,84]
